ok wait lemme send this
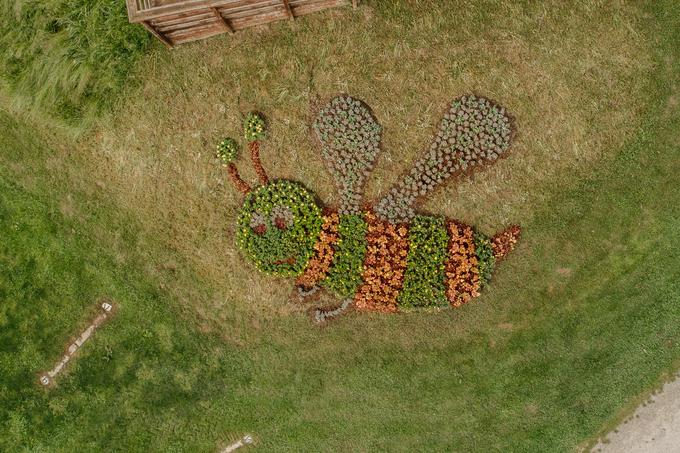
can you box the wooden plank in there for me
[142,20,174,47]
[282,0,294,20]
[224,4,283,20]
[289,0,344,5]
[151,9,213,24]
[219,0,280,16]
[172,27,226,44]
[164,22,224,39]
[291,0,344,16]
[129,0,254,22]
[151,11,212,27]
[211,6,234,33]
[126,0,139,21]
[157,16,218,32]
[289,0,345,10]
[130,1,212,22]
[289,0,346,6]
[230,10,289,29]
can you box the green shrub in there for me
[398,215,449,308]
[324,214,368,297]
[244,112,266,141]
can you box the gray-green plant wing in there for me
[313,95,382,215]
[375,95,514,223]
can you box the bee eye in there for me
[250,211,267,236]
[271,205,294,230]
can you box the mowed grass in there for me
[0,112,253,452]
[0,0,679,451]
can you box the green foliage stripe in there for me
[398,215,449,308]
[474,232,496,287]
[323,214,368,298]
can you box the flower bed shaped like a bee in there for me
[217,95,521,322]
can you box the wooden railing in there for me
[126,0,356,47]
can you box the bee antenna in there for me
[218,137,252,194]
[226,162,252,194]
[243,112,269,185]
[249,141,269,185]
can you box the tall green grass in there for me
[0,0,150,127]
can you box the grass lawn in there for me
[1,0,680,451]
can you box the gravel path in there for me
[592,373,680,453]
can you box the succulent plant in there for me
[375,95,513,223]
[314,96,382,215]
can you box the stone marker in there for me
[40,301,114,387]
[221,435,254,452]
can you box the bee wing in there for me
[374,95,514,223]
[313,95,382,215]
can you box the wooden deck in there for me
[126,0,355,47]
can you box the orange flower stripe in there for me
[354,212,409,313]
[445,221,481,307]
[296,212,340,289]
[491,225,521,261]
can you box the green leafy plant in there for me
[244,112,266,142]
[313,96,382,215]
[217,137,239,165]
[398,215,449,308]
[375,95,514,223]
[236,181,322,276]
[474,232,496,287]
[324,214,368,297]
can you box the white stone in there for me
[41,300,114,388]
[79,326,94,343]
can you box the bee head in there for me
[236,180,322,277]
[219,113,324,277]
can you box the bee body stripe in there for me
[354,212,409,312]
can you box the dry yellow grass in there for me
[41,1,652,324]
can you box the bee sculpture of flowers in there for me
[218,95,521,322]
